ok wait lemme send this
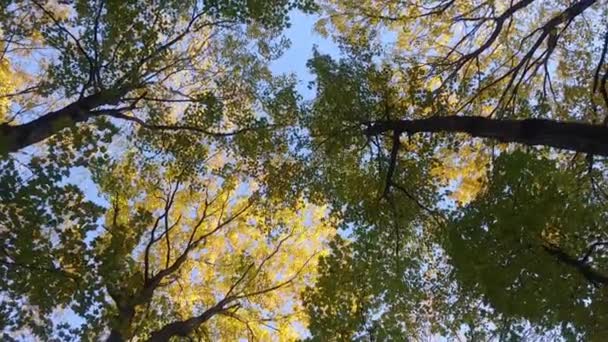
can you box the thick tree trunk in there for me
[104,300,136,342]
[0,89,127,153]
[366,116,608,156]
[104,255,196,342]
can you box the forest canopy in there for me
[1,0,608,341]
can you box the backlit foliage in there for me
[2,1,608,341]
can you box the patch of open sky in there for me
[270,11,341,100]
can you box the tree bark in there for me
[146,300,228,342]
[365,116,608,156]
[0,88,127,153]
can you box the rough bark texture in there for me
[366,116,608,156]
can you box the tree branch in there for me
[543,243,608,286]
[365,116,608,156]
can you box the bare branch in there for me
[97,109,273,138]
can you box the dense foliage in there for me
[1,0,608,341]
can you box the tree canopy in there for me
[2,0,608,341]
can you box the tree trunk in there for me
[0,89,127,153]
[366,116,608,156]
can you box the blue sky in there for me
[271,11,339,98]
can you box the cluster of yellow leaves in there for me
[316,0,579,117]
[0,44,14,123]
[101,154,337,340]
[431,139,491,205]
[541,224,562,247]
[0,35,36,125]
[157,193,335,341]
